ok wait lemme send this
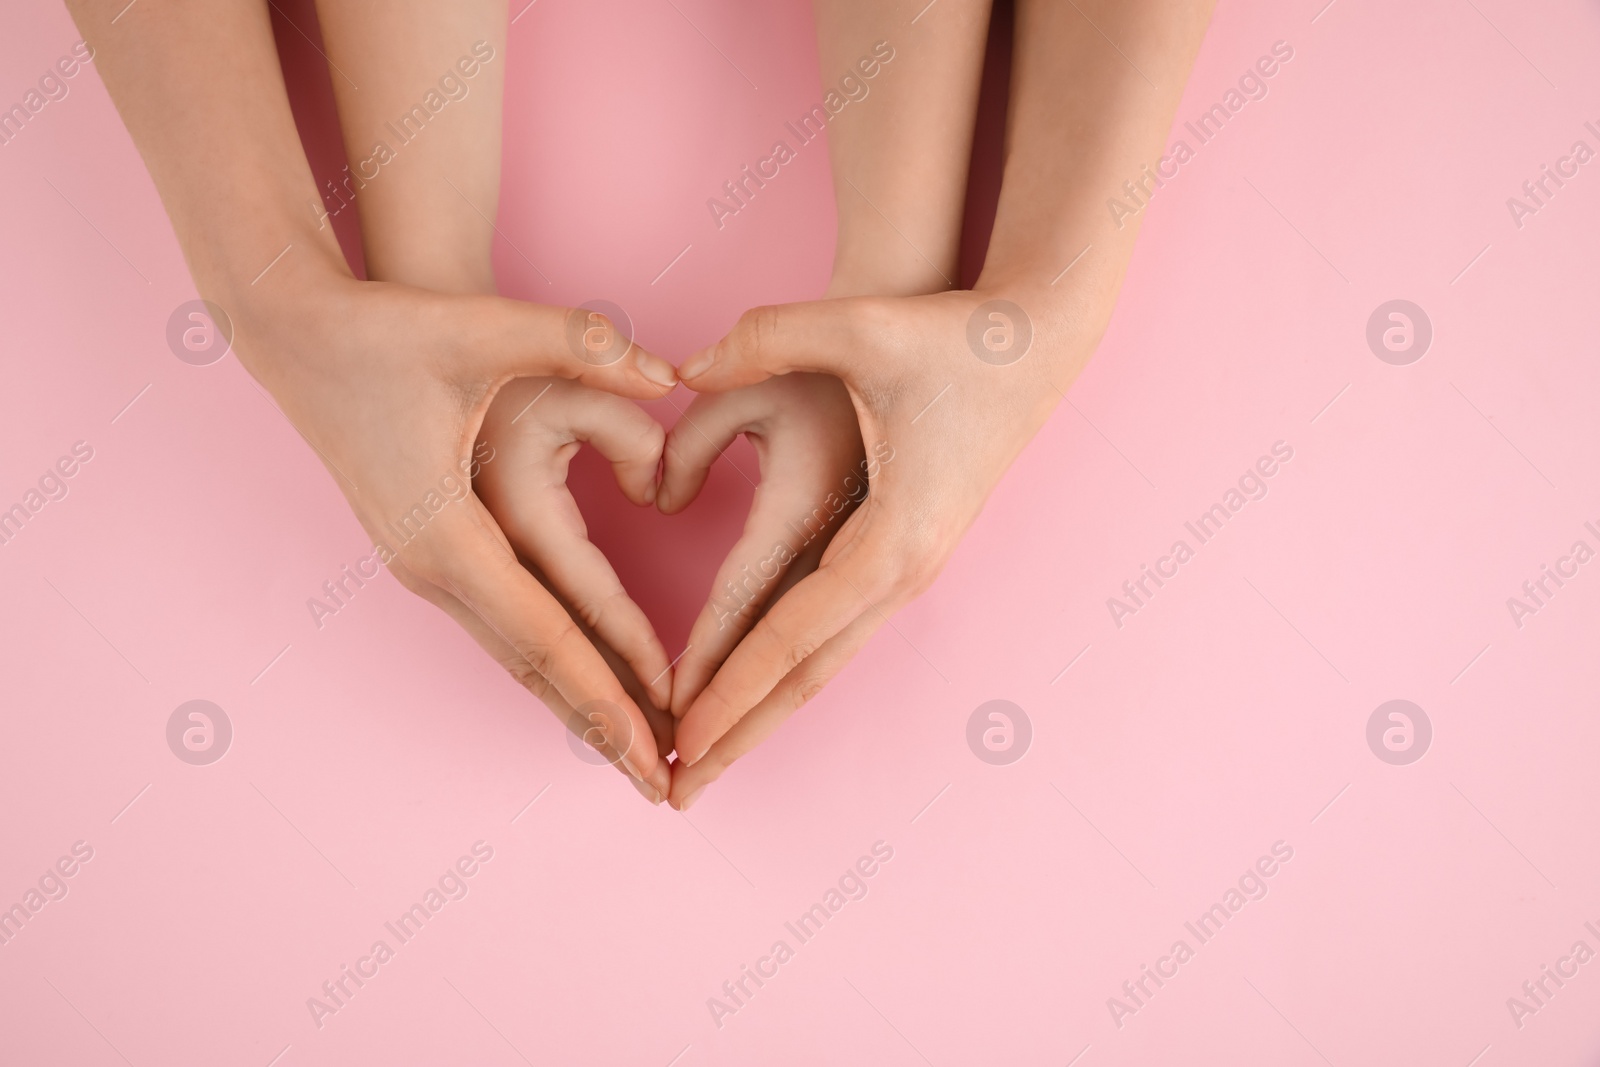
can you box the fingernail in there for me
[648,762,671,798]
[638,351,678,388]
[630,777,663,805]
[643,479,657,507]
[681,785,707,811]
[678,348,715,380]
[619,753,647,782]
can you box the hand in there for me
[666,288,1090,807]
[475,375,678,798]
[655,373,865,718]
[234,273,680,800]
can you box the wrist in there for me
[361,245,497,296]
[201,217,353,331]
[824,258,952,301]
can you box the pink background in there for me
[3,0,1599,1063]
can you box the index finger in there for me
[669,611,884,809]
[402,562,667,806]
[404,498,671,797]
[674,522,895,765]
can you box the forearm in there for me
[64,0,349,318]
[813,0,993,298]
[979,0,1215,326]
[312,0,507,293]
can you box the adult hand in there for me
[667,288,1091,806]
[235,274,679,799]
[61,0,686,800]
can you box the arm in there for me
[312,0,680,798]
[668,0,1216,804]
[651,0,994,744]
[65,0,678,798]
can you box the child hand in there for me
[475,376,676,758]
[656,372,865,721]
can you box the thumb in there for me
[461,296,680,400]
[677,299,866,390]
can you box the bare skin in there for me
[668,0,1218,807]
[65,0,679,799]
[657,0,995,734]
[65,0,1214,810]
[310,0,679,801]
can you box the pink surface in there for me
[3,0,1599,1064]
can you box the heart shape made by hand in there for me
[473,369,868,796]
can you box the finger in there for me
[660,379,867,715]
[408,499,671,797]
[657,390,774,714]
[677,300,867,390]
[668,612,883,809]
[656,388,769,515]
[457,296,679,400]
[674,517,895,766]
[670,515,832,718]
[667,462,863,719]
[476,380,673,709]
[517,555,677,768]
[393,558,666,804]
[477,471,674,713]
[561,386,668,507]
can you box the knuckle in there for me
[758,619,816,675]
[881,522,950,599]
[693,683,744,738]
[885,544,934,598]
[505,658,552,698]
[508,624,570,687]
[572,586,628,634]
[735,305,781,365]
[700,747,736,779]
[840,296,883,340]
[790,667,828,708]
[897,551,945,599]
[634,417,666,461]
[786,639,819,671]
[662,426,693,469]
[842,298,899,358]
